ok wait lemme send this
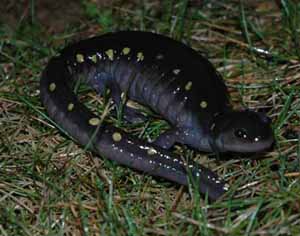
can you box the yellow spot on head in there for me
[49,83,56,92]
[122,47,130,55]
[76,54,84,63]
[185,81,192,91]
[89,117,100,126]
[67,103,74,111]
[200,101,208,108]
[137,52,144,61]
[105,49,114,61]
[147,147,157,155]
[112,132,122,142]
[89,54,97,63]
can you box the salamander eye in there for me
[234,128,248,139]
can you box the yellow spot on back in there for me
[105,49,114,61]
[67,103,74,111]
[89,54,97,63]
[89,117,100,126]
[76,54,84,63]
[185,81,192,91]
[112,132,122,142]
[147,147,157,155]
[200,101,208,108]
[49,83,56,92]
[122,47,130,55]
[137,52,144,61]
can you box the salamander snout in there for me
[211,110,274,153]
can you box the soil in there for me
[0,0,110,33]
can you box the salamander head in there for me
[210,110,274,153]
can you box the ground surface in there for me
[0,0,300,235]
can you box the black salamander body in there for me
[40,31,274,201]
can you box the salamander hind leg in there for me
[109,80,147,123]
[88,70,112,96]
[121,106,147,123]
[88,71,146,123]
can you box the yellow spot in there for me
[105,49,114,61]
[147,147,157,155]
[200,101,208,108]
[185,81,192,91]
[89,54,97,63]
[89,117,100,126]
[76,54,84,63]
[137,52,144,61]
[112,132,122,142]
[49,83,56,92]
[67,103,74,111]
[122,47,131,55]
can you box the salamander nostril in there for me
[234,128,248,139]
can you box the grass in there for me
[0,0,300,235]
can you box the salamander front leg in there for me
[152,128,179,149]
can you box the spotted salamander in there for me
[40,31,274,201]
